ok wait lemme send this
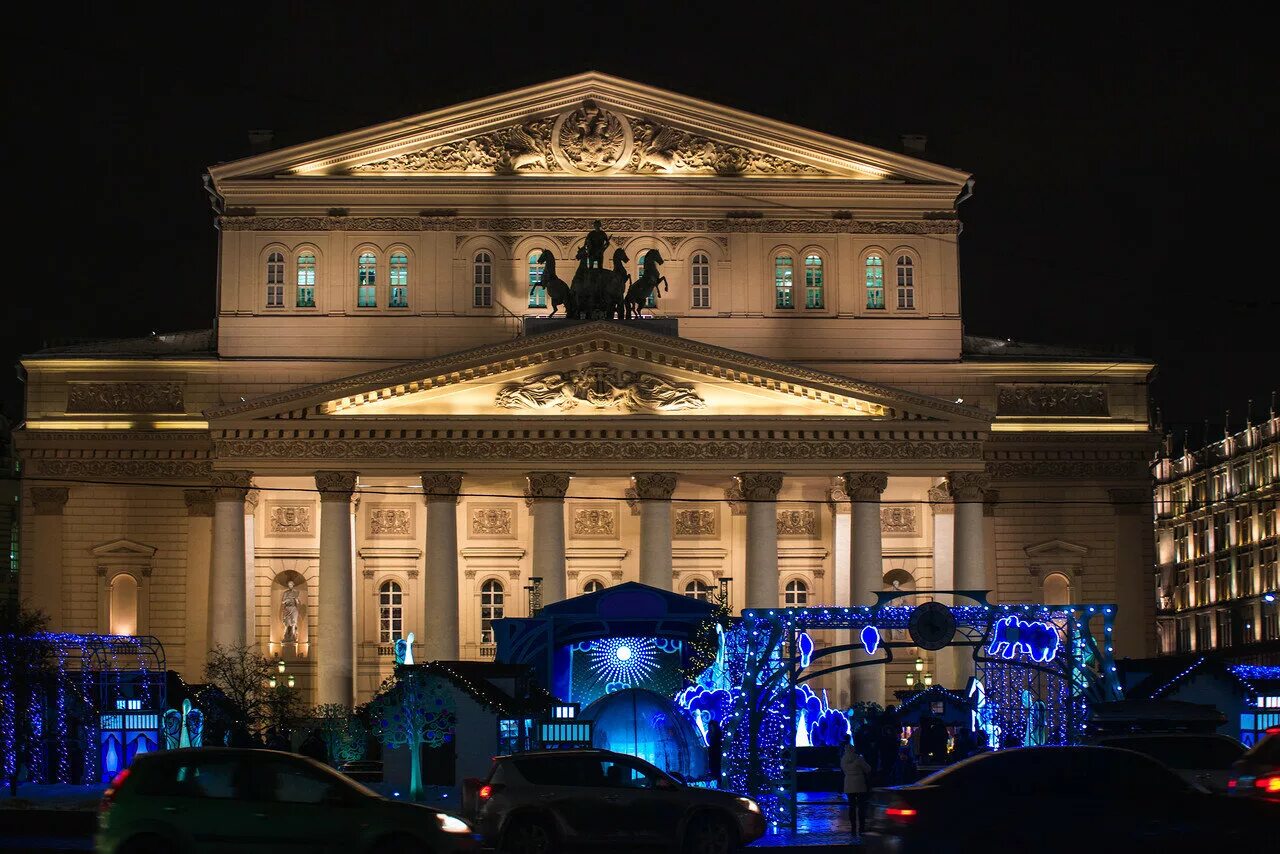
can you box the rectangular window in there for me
[774,256,794,309]
[1212,512,1229,552]
[1238,552,1255,597]
[474,285,492,308]
[1177,617,1192,652]
[865,255,885,309]
[1216,610,1233,647]
[1263,602,1280,642]
[1215,556,1233,601]
[1192,518,1208,558]
[1263,545,1279,591]
[1194,564,1211,604]
[803,255,824,309]
[1176,567,1190,609]
[896,258,915,309]
[296,254,316,307]
[1195,612,1213,650]
[1235,509,1253,546]
[389,253,408,308]
[1174,524,1190,563]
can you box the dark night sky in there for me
[6,2,1277,441]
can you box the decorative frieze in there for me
[267,504,313,536]
[369,505,414,537]
[674,507,719,537]
[470,504,515,538]
[996,384,1108,417]
[66,381,183,413]
[570,504,617,539]
[777,509,817,536]
[497,365,704,413]
[880,505,918,535]
[26,458,212,481]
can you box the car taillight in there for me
[478,784,493,799]
[100,769,130,813]
[885,807,917,820]
[1228,779,1237,790]
[1255,775,1280,793]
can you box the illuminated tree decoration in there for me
[986,616,1060,663]
[369,667,456,802]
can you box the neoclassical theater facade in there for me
[16,74,1157,708]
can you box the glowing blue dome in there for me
[580,688,708,780]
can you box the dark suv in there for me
[470,749,765,853]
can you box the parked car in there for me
[1229,727,1280,803]
[1090,732,1245,792]
[863,746,1275,853]
[339,759,385,783]
[96,747,478,853]
[470,748,765,853]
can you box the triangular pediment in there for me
[207,322,991,427]
[91,539,158,560]
[208,72,969,186]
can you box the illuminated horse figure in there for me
[535,249,576,318]
[986,616,1060,663]
[599,247,630,319]
[623,247,668,319]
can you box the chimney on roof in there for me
[901,134,928,157]
[248,130,275,154]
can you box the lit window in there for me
[637,251,657,308]
[473,252,493,308]
[803,255,824,309]
[896,256,915,309]
[357,252,377,307]
[865,254,885,309]
[691,252,711,308]
[266,251,285,307]
[379,580,403,643]
[296,253,316,307]
[109,574,138,636]
[583,579,605,595]
[528,250,547,308]
[389,252,408,308]
[774,255,794,309]
[684,579,711,601]
[784,579,809,606]
[481,579,504,644]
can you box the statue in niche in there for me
[280,580,301,643]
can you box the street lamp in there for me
[286,674,295,689]
[905,673,915,687]
[922,672,933,687]
[914,657,924,672]
[268,675,277,688]
[277,659,287,675]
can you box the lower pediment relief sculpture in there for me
[496,364,705,413]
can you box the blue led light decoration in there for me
[859,625,881,655]
[588,636,661,692]
[987,616,1060,663]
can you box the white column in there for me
[929,482,958,689]
[633,472,677,590]
[843,472,888,706]
[29,487,69,626]
[244,489,259,648]
[738,472,783,610]
[1111,487,1153,658]
[949,471,990,688]
[316,470,358,707]
[183,489,215,673]
[421,472,463,661]
[830,486,852,607]
[209,471,252,651]
[528,472,572,606]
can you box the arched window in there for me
[684,579,711,601]
[804,254,824,309]
[357,252,377,307]
[865,254,885,309]
[473,251,493,308]
[637,250,658,308]
[774,255,794,308]
[296,252,316,307]
[895,255,915,309]
[480,579,504,644]
[583,579,605,595]
[784,578,809,606]
[378,580,403,643]
[691,252,711,308]
[1043,573,1072,606]
[389,252,409,308]
[109,574,139,636]
[528,250,547,308]
[265,251,285,307]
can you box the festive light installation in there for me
[986,616,1060,663]
[860,625,881,655]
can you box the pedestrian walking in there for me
[840,734,873,838]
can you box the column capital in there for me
[527,471,572,500]
[736,471,783,501]
[420,471,464,502]
[983,489,1000,517]
[211,469,253,502]
[314,470,358,500]
[31,487,70,515]
[927,482,955,514]
[841,471,889,502]
[946,471,991,503]
[183,489,215,518]
[632,472,678,500]
[1109,487,1151,516]
[244,489,261,515]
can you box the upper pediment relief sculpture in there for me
[495,364,706,413]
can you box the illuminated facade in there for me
[15,73,1158,708]
[1153,414,1280,654]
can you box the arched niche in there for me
[270,569,310,656]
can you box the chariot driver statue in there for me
[584,220,610,269]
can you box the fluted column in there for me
[633,472,678,590]
[29,487,69,626]
[421,472,463,661]
[528,472,572,606]
[948,472,990,591]
[738,472,783,609]
[209,471,252,651]
[316,470,358,707]
[928,482,958,689]
[843,472,889,705]
[183,489,215,673]
[1111,487,1154,658]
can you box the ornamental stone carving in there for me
[777,509,817,536]
[31,487,69,515]
[632,472,678,500]
[841,472,889,501]
[629,118,821,176]
[927,483,953,507]
[420,471,463,502]
[244,489,260,514]
[470,506,514,537]
[268,504,312,535]
[28,459,213,480]
[736,472,783,501]
[370,507,413,536]
[674,508,718,537]
[211,470,253,502]
[996,384,1108,417]
[67,381,183,413]
[947,471,991,502]
[724,483,746,516]
[880,505,918,535]
[352,117,559,174]
[496,364,705,413]
[183,489,215,518]
[572,506,617,538]
[526,472,572,500]
[554,100,629,174]
[314,470,358,500]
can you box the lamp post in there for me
[922,672,933,687]
[905,672,915,688]
[915,657,924,673]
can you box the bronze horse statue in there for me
[536,249,575,317]
[569,245,630,320]
[624,248,668,319]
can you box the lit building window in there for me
[1216,610,1233,647]
[528,250,547,308]
[473,251,493,308]
[481,579,504,644]
[896,255,915,309]
[379,580,403,643]
[357,252,377,307]
[865,254,885,309]
[684,579,711,601]
[109,574,138,636]
[804,254,824,309]
[265,251,285,307]
[389,252,408,308]
[774,255,794,309]
[691,252,711,308]
[1195,613,1212,649]
[583,579,605,595]
[296,252,316,307]
[784,579,809,606]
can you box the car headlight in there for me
[737,797,761,814]
[436,813,471,834]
